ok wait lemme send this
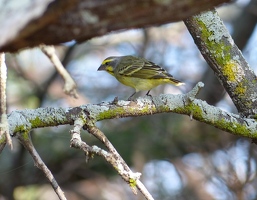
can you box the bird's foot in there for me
[145,90,153,99]
[127,92,136,101]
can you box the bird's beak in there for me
[97,65,106,71]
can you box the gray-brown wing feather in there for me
[118,58,172,79]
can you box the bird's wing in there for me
[118,59,172,79]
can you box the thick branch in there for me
[184,9,257,116]
[1,0,231,52]
[8,83,257,139]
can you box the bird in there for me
[98,55,184,100]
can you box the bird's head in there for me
[98,56,121,76]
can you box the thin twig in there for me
[17,132,67,200]
[69,118,154,200]
[0,53,12,149]
[85,123,154,200]
[40,45,78,98]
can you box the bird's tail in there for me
[169,77,185,86]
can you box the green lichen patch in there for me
[30,117,43,127]
[129,178,137,188]
[215,118,257,138]
[223,62,237,82]
[0,134,6,143]
[197,20,232,66]
[97,107,126,120]
[184,103,204,120]
[14,125,30,133]
[234,82,246,96]
[18,130,30,141]
[194,12,248,85]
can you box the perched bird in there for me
[98,55,184,100]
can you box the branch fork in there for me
[69,117,154,199]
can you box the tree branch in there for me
[17,131,67,200]
[184,9,257,116]
[70,118,154,199]
[8,82,257,139]
[40,45,79,98]
[0,53,12,150]
[0,0,231,52]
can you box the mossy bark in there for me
[184,9,257,116]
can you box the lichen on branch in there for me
[7,82,257,139]
[184,9,257,116]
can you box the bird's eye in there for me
[103,61,109,66]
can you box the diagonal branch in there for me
[86,123,154,199]
[17,131,67,200]
[184,9,257,116]
[70,118,154,199]
[40,45,78,98]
